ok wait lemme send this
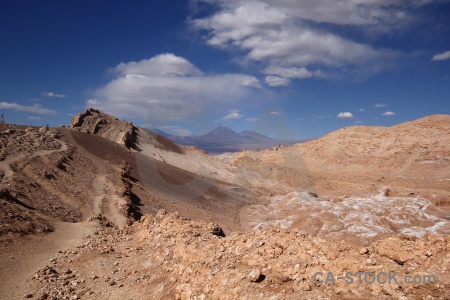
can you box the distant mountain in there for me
[150,126,304,154]
[239,130,273,141]
[201,126,247,144]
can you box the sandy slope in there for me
[231,114,450,201]
[231,115,450,243]
[133,127,256,233]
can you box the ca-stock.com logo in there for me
[313,271,437,285]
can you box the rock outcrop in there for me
[69,108,135,148]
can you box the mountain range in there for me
[152,125,304,154]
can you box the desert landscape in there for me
[0,108,449,299]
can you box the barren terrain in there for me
[1,109,449,299]
[232,115,450,244]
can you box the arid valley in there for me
[0,109,449,299]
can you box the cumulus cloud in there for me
[373,104,386,108]
[88,53,261,122]
[382,111,396,116]
[432,50,450,61]
[0,102,57,115]
[158,125,193,136]
[270,111,281,115]
[189,0,420,81]
[337,112,354,119]
[221,109,244,120]
[115,53,202,76]
[42,92,66,98]
[265,76,290,87]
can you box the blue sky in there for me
[0,0,449,139]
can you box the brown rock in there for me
[248,269,263,282]
[359,247,369,255]
[302,283,312,291]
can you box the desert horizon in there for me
[0,108,449,299]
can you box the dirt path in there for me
[91,175,106,217]
[0,154,24,180]
[91,174,127,227]
[0,141,68,184]
[59,129,128,227]
[0,221,96,299]
[103,180,127,227]
[0,138,97,299]
[0,131,126,298]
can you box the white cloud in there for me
[0,102,57,115]
[42,92,66,98]
[263,66,313,79]
[359,108,365,112]
[245,117,259,122]
[115,53,202,76]
[270,111,281,115]
[88,53,261,122]
[242,77,262,88]
[382,111,396,116]
[190,0,411,80]
[192,0,429,31]
[431,50,450,61]
[337,112,354,119]
[265,76,290,86]
[355,120,364,124]
[28,116,41,120]
[221,109,244,120]
[193,2,382,64]
[158,125,193,136]
[373,104,386,108]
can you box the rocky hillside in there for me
[29,210,450,299]
[227,115,450,244]
[0,125,80,236]
[300,114,450,200]
[230,114,450,201]
[70,108,135,147]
